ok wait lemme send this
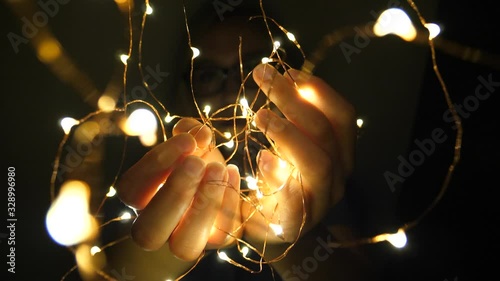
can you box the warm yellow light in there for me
[223,132,232,139]
[191,47,200,59]
[164,113,175,123]
[298,87,317,103]
[241,246,249,257]
[120,54,129,65]
[273,41,281,50]
[373,228,407,248]
[278,159,288,169]
[37,39,61,63]
[60,117,80,135]
[357,118,364,128]
[373,8,417,42]
[286,32,296,42]
[240,98,250,117]
[90,246,101,256]
[223,140,235,149]
[106,186,116,197]
[261,57,271,64]
[269,223,284,239]
[145,3,153,15]
[46,181,97,246]
[386,229,407,248]
[245,176,258,190]
[123,108,157,136]
[218,251,229,261]
[97,95,116,112]
[203,105,211,116]
[424,23,441,39]
[139,132,158,147]
[120,211,132,220]
[75,244,96,277]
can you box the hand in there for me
[116,118,242,261]
[241,64,356,244]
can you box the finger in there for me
[257,149,292,190]
[252,64,336,156]
[254,109,334,194]
[285,69,357,176]
[169,162,228,261]
[116,133,196,210]
[207,164,241,247]
[130,155,206,251]
[173,118,213,151]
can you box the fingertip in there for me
[252,63,277,86]
[174,133,197,154]
[189,124,213,150]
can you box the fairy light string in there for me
[32,0,499,279]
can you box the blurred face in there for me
[186,16,271,118]
[177,16,278,163]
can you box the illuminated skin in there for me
[116,17,356,263]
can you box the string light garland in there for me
[1,0,493,279]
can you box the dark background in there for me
[1,0,499,280]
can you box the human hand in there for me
[241,64,356,244]
[116,118,242,261]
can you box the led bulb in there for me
[386,229,407,248]
[373,8,417,42]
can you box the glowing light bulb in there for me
[241,246,249,257]
[37,39,61,63]
[256,189,264,199]
[424,23,441,39]
[357,118,364,128]
[164,113,175,123]
[98,95,116,112]
[298,87,317,103]
[240,98,250,117]
[120,54,129,65]
[145,3,153,15]
[279,159,288,169]
[245,176,258,190]
[218,251,229,261]
[46,180,97,246]
[203,105,211,116]
[120,211,132,220]
[273,40,281,50]
[90,246,101,256]
[223,140,235,149]
[286,32,296,42]
[123,108,157,136]
[261,57,271,64]
[373,8,417,42]
[60,117,80,134]
[191,47,200,59]
[106,186,116,197]
[386,229,407,248]
[223,132,232,139]
[269,223,284,239]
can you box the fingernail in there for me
[206,163,227,182]
[177,133,196,153]
[257,109,285,133]
[257,150,273,172]
[183,156,205,178]
[254,64,275,83]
